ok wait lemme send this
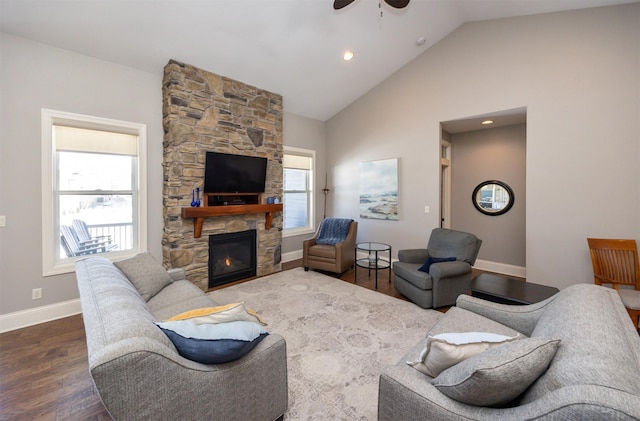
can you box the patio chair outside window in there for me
[60,225,114,258]
[72,219,117,251]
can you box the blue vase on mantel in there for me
[191,188,201,207]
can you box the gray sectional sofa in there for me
[75,256,288,421]
[379,284,640,420]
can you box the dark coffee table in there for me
[470,273,559,305]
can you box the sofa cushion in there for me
[74,257,176,358]
[167,302,266,325]
[114,252,173,301]
[418,256,456,273]
[156,320,269,364]
[307,244,337,259]
[432,337,560,406]
[407,332,519,377]
[618,288,640,310]
[148,280,217,320]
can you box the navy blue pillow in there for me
[156,320,269,364]
[159,328,268,364]
[418,256,457,273]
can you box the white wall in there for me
[281,112,327,259]
[0,34,164,319]
[326,4,640,289]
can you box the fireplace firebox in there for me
[208,230,257,288]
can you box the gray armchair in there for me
[393,228,482,309]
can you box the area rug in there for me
[208,268,443,420]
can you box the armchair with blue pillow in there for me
[393,228,482,309]
[303,218,358,274]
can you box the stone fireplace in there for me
[162,60,283,291]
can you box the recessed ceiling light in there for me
[481,120,494,125]
[343,50,354,61]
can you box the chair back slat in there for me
[61,225,82,254]
[72,219,114,246]
[60,233,74,257]
[72,219,92,243]
[587,238,640,290]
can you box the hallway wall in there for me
[450,124,526,273]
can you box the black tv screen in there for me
[204,152,268,193]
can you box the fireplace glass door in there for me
[208,230,257,288]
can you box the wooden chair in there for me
[587,238,640,327]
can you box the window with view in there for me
[42,109,147,275]
[283,147,314,236]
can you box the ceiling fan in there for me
[333,0,410,10]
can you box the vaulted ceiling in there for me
[1,0,636,120]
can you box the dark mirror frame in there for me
[472,180,515,216]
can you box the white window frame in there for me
[282,146,315,238]
[41,109,148,276]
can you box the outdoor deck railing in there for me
[87,222,134,251]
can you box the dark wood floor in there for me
[0,312,112,420]
[0,259,409,420]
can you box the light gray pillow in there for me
[432,337,560,407]
[114,252,173,301]
[407,332,519,377]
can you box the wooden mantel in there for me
[181,204,283,238]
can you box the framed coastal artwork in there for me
[359,158,399,220]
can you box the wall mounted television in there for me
[204,151,268,193]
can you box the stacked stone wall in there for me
[162,59,283,290]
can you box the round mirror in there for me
[472,180,514,216]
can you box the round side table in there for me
[355,242,391,289]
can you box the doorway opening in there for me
[439,107,527,278]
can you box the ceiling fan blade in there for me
[333,0,356,10]
[384,0,410,8]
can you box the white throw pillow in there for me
[407,332,519,377]
[432,337,560,406]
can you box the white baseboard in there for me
[282,250,303,263]
[473,259,526,278]
[0,299,82,333]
